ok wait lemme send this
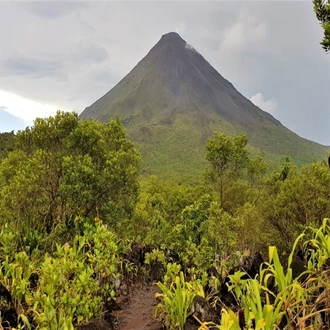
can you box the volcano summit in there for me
[80,32,327,182]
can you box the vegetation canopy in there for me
[0,111,330,329]
[314,0,330,52]
[0,111,141,233]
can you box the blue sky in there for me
[0,107,27,132]
[0,1,329,145]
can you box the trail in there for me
[113,285,164,330]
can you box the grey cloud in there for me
[67,70,118,108]
[1,56,63,79]
[22,2,86,19]
[91,71,117,85]
[0,1,329,144]
[73,43,109,64]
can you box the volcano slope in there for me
[80,32,328,183]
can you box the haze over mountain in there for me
[80,32,328,182]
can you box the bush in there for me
[0,222,127,329]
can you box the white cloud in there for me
[0,89,71,125]
[250,92,277,115]
[185,43,199,54]
[175,23,186,35]
[220,12,267,56]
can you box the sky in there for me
[0,1,329,145]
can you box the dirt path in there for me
[113,284,164,330]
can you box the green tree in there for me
[0,111,140,231]
[259,159,330,251]
[205,132,249,207]
[199,201,242,254]
[247,155,268,188]
[126,176,209,245]
[0,131,15,161]
[313,0,330,52]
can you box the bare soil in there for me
[113,284,164,330]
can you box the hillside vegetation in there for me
[0,131,15,160]
[80,32,329,183]
[0,111,330,329]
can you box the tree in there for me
[205,132,249,207]
[313,0,330,52]
[0,111,141,231]
[247,155,268,188]
[0,131,15,161]
[259,158,330,251]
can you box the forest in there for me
[0,111,330,329]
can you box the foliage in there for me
[313,0,330,52]
[0,111,140,231]
[0,221,126,329]
[205,132,249,207]
[120,151,330,271]
[1,115,330,329]
[154,264,205,330]
[0,131,15,161]
[198,203,242,255]
[32,225,121,329]
[260,160,330,251]
[122,175,247,274]
[199,220,330,330]
[145,248,167,269]
[247,155,268,188]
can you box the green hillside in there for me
[80,32,329,182]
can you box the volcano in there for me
[80,32,327,182]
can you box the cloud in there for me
[0,89,70,125]
[176,23,186,35]
[0,1,329,144]
[220,12,267,56]
[22,2,86,19]
[185,43,199,54]
[90,70,117,85]
[71,42,109,64]
[250,93,277,115]
[1,56,63,79]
